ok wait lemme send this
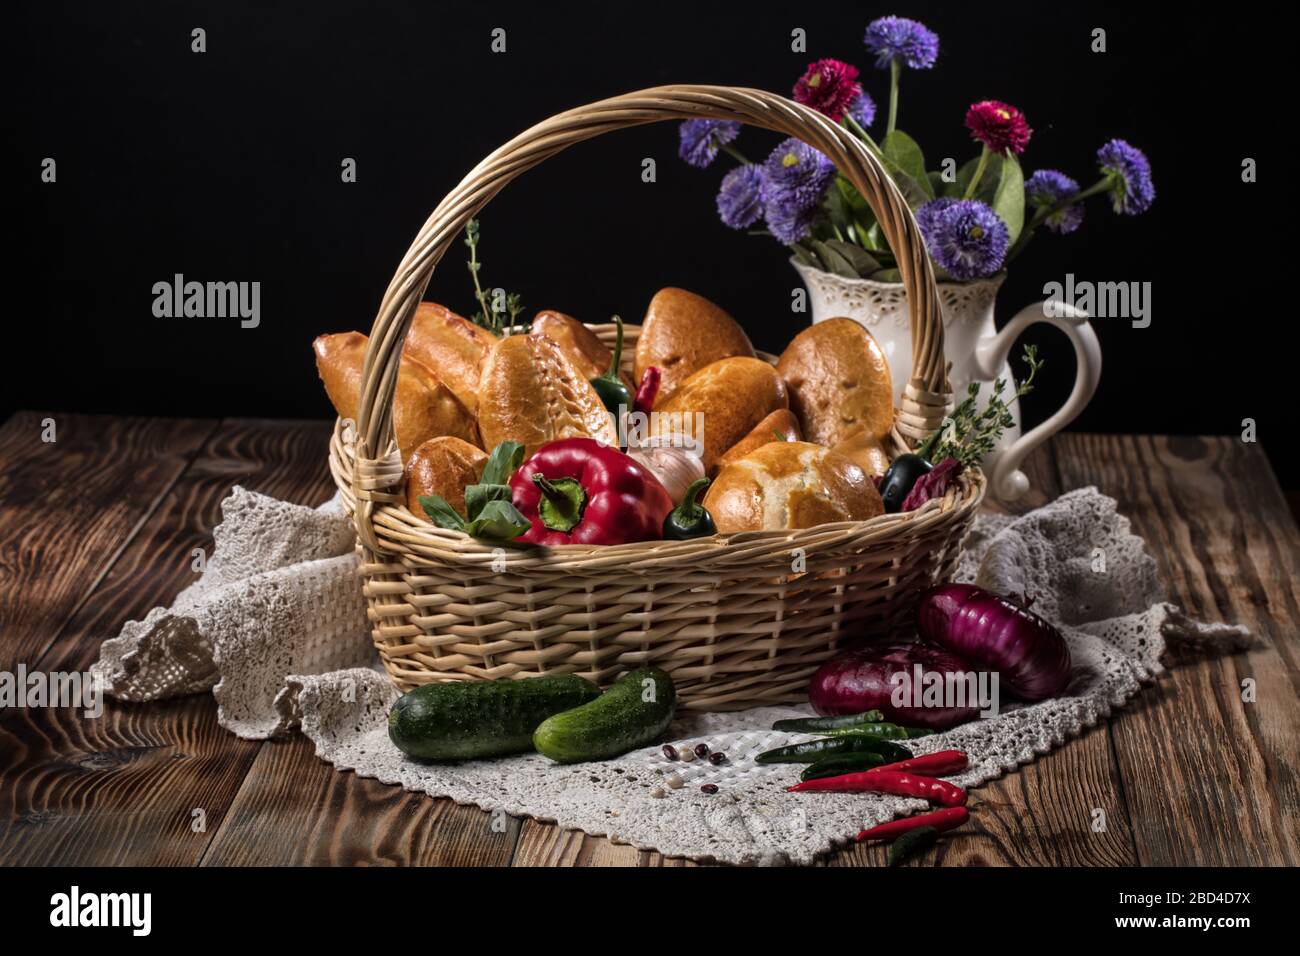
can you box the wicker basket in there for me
[330,85,985,710]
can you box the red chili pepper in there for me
[788,770,966,806]
[510,437,674,546]
[634,366,661,415]
[867,750,968,777]
[856,806,969,843]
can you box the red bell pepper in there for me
[510,438,674,546]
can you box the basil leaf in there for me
[418,494,466,531]
[480,440,525,487]
[463,499,532,542]
[464,482,511,522]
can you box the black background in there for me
[4,2,1287,482]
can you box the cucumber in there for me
[533,667,676,763]
[388,674,600,761]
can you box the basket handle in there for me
[352,85,950,552]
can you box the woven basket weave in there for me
[330,85,985,710]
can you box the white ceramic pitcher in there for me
[792,263,1101,502]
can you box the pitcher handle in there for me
[974,300,1101,501]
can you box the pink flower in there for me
[793,59,863,122]
[964,100,1032,155]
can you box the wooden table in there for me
[1,411,1296,867]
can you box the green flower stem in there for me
[963,146,992,200]
[1005,176,1113,264]
[887,59,901,136]
[717,140,752,165]
[842,114,884,159]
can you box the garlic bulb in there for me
[626,433,705,504]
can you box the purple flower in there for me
[716,164,765,229]
[918,199,1009,281]
[761,138,836,244]
[863,16,939,70]
[847,89,877,128]
[1097,139,1155,215]
[915,197,956,236]
[678,119,741,168]
[1025,169,1084,234]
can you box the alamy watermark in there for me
[1042,273,1150,328]
[0,664,102,718]
[152,273,260,328]
[889,664,1001,719]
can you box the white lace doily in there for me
[93,485,1252,865]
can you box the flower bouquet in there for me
[679,15,1155,282]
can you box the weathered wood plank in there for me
[0,418,333,865]
[511,820,697,867]
[201,737,523,866]
[0,411,218,672]
[1053,434,1300,865]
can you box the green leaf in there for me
[927,170,948,196]
[791,243,821,269]
[989,151,1025,245]
[481,440,525,487]
[464,482,511,522]
[871,267,902,283]
[463,499,532,542]
[882,130,933,200]
[823,239,881,277]
[418,494,466,532]
[810,239,860,280]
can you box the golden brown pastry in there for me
[703,441,884,533]
[653,357,788,476]
[716,408,802,471]
[775,318,894,446]
[405,436,489,518]
[531,310,633,392]
[830,429,892,480]
[403,302,497,415]
[634,288,756,403]
[476,332,618,457]
[313,331,481,462]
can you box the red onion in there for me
[917,584,1072,700]
[809,641,982,730]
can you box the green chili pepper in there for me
[887,825,939,867]
[590,315,632,415]
[772,710,884,733]
[807,722,935,740]
[662,477,717,540]
[799,752,888,782]
[754,736,910,765]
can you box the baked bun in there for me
[716,408,802,471]
[313,331,480,462]
[703,441,884,533]
[405,436,489,518]
[634,288,755,403]
[775,318,894,446]
[654,357,788,475]
[830,429,892,480]
[531,310,634,392]
[403,302,497,415]
[476,332,618,457]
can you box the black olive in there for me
[880,453,933,513]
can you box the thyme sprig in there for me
[464,219,525,335]
[924,344,1044,469]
